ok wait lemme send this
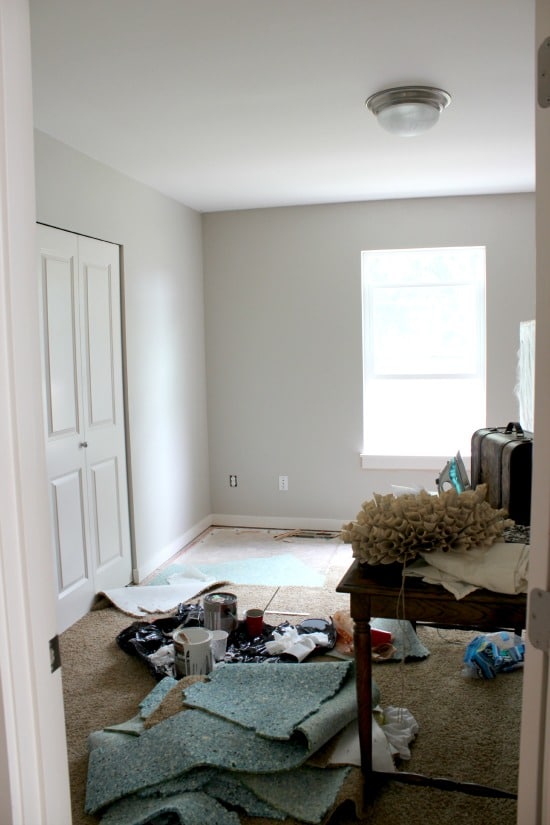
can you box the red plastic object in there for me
[371,627,392,647]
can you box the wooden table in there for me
[336,559,527,798]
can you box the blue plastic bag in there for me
[463,631,525,679]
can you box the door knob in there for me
[79,441,88,448]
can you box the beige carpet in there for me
[60,582,521,825]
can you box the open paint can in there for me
[203,592,238,633]
[173,627,213,678]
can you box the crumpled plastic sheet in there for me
[463,631,525,679]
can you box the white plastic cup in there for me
[210,629,229,662]
[173,627,213,677]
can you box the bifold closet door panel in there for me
[38,225,94,630]
[78,234,132,593]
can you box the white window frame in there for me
[360,245,486,470]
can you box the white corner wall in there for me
[34,131,211,580]
[203,194,535,525]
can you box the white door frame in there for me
[517,2,550,821]
[0,1,71,822]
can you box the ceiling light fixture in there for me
[366,85,451,137]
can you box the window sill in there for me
[360,454,456,471]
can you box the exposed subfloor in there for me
[154,524,352,584]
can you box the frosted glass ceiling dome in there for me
[366,86,451,137]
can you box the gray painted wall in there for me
[34,129,536,570]
[203,195,535,525]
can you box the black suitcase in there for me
[471,422,533,525]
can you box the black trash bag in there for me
[116,602,205,680]
[116,621,170,657]
[298,617,337,648]
[223,617,337,664]
[116,607,337,677]
[224,620,281,663]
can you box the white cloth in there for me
[263,626,330,661]
[404,542,529,599]
[381,706,419,760]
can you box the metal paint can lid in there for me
[203,592,238,633]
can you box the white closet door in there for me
[38,225,132,631]
[77,234,132,594]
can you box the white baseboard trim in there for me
[133,514,213,582]
[210,514,347,532]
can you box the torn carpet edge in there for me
[99,767,351,825]
[131,767,283,819]
[134,767,216,799]
[203,771,286,819]
[94,579,223,617]
[86,665,361,823]
[295,675,359,753]
[99,790,241,825]
[239,765,351,824]
[142,665,362,752]
[85,663,359,815]
[181,661,353,740]
[100,677,179,741]
[85,709,313,813]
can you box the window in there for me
[361,246,486,469]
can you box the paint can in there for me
[203,592,238,633]
[173,627,213,678]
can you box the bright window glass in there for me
[361,246,486,464]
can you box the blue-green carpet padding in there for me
[86,710,310,813]
[372,618,430,661]
[135,767,216,798]
[182,661,352,740]
[99,790,241,825]
[139,676,178,717]
[203,771,286,819]
[101,676,179,739]
[239,765,350,824]
[148,563,212,585]
[99,766,350,825]
[86,662,360,820]
[296,672,366,753]
[150,554,325,587]
[134,767,285,819]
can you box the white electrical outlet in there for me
[279,475,288,491]
[229,475,238,487]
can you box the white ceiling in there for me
[29,0,535,213]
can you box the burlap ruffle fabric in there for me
[342,484,513,565]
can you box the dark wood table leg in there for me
[353,613,373,781]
